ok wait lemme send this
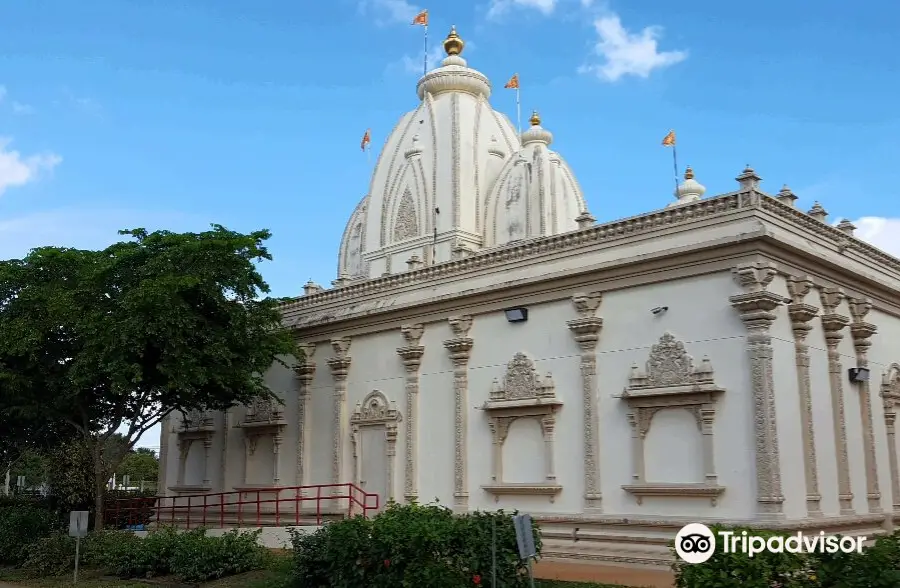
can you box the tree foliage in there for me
[116,448,159,484]
[0,225,297,526]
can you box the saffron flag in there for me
[661,130,676,147]
[361,129,371,151]
[412,9,428,25]
[504,74,519,89]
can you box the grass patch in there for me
[2,556,632,588]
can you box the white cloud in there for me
[358,0,421,25]
[488,0,557,18]
[400,44,444,74]
[11,101,34,115]
[0,138,61,197]
[580,14,687,82]
[850,217,900,258]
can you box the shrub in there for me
[168,528,269,583]
[289,501,540,588]
[672,526,817,588]
[813,532,900,587]
[20,533,77,578]
[89,527,177,578]
[0,504,62,565]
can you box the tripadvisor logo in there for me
[674,523,866,564]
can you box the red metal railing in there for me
[105,483,380,530]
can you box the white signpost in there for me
[513,513,537,588]
[69,511,89,584]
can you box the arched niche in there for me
[350,390,402,508]
[235,395,287,488]
[618,332,725,506]
[480,352,563,502]
[170,409,215,493]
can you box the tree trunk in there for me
[93,443,106,531]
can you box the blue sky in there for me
[2,0,899,448]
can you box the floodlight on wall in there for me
[504,307,528,323]
[848,367,870,383]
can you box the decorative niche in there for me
[480,352,563,502]
[235,395,287,488]
[618,332,726,506]
[170,409,216,493]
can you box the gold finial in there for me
[684,166,694,180]
[443,25,465,56]
[529,110,541,126]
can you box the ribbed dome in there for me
[336,27,591,279]
[668,166,706,207]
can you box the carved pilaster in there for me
[202,438,212,487]
[819,286,854,515]
[326,337,352,491]
[294,343,317,492]
[729,262,784,519]
[444,315,473,511]
[397,324,425,502]
[158,414,171,495]
[882,368,900,512]
[566,291,603,511]
[848,297,881,513]
[786,275,822,517]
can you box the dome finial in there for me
[443,25,464,56]
[684,165,694,180]
[530,110,541,126]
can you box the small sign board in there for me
[16,475,25,488]
[513,513,536,559]
[69,511,89,538]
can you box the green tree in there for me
[117,448,159,485]
[0,225,297,528]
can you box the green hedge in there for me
[13,527,269,583]
[289,501,540,588]
[0,504,63,566]
[673,525,900,587]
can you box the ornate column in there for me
[272,433,283,486]
[566,291,604,511]
[786,275,822,517]
[540,415,557,481]
[443,315,473,511]
[397,324,425,503]
[294,344,317,491]
[220,410,229,492]
[242,435,256,486]
[848,298,881,512]
[820,286,854,515]
[202,438,212,487]
[177,438,190,486]
[326,337,352,489]
[157,415,171,494]
[881,370,900,512]
[729,262,785,520]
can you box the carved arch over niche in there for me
[236,395,287,487]
[392,189,420,242]
[350,390,402,505]
[170,409,216,493]
[480,352,563,502]
[618,332,725,505]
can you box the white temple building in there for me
[158,27,900,567]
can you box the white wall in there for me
[160,267,900,526]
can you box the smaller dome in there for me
[520,110,553,145]
[669,166,706,207]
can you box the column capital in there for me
[448,315,473,339]
[397,345,425,370]
[401,323,425,347]
[444,338,473,364]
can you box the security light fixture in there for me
[848,367,870,383]
[505,307,528,323]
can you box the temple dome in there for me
[668,166,706,207]
[337,27,591,279]
[484,111,586,246]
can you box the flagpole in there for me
[515,87,521,135]
[423,23,428,76]
[672,144,679,193]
